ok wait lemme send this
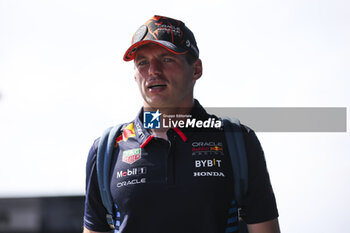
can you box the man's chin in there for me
[144,97,172,109]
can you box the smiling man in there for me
[83,15,280,233]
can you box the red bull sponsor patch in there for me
[191,141,224,156]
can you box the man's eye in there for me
[164,58,174,62]
[138,60,148,66]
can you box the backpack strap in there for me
[222,118,248,211]
[96,124,123,229]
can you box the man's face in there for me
[134,43,202,109]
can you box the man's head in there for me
[124,16,202,110]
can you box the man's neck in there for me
[143,100,194,116]
[144,100,195,140]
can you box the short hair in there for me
[185,52,198,65]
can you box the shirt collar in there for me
[132,99,217,147]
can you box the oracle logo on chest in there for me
[191,141,224,156]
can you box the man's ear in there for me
[192,59,203,81]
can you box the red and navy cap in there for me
[123,15,199,61]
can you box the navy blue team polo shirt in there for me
[84,100,279,233]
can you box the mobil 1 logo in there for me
[116,167,147,178]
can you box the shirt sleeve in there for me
[83,139,111,232]
[241,126,279,224]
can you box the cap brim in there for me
[123,40,187,61]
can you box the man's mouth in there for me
[148,84,167,89]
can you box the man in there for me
[83,15,280,233]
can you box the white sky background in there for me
[0,0,349,232]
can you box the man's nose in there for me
[148,59,162,76]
